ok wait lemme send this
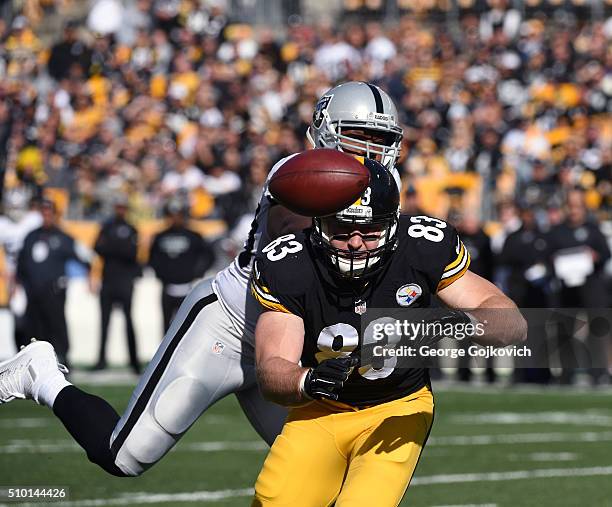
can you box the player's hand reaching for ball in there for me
[302,356,359,401]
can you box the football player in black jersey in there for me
[250,159,527,506]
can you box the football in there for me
[268,149,370,217]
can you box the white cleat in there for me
[0,340,68,405]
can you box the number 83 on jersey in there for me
[316,317,402,381]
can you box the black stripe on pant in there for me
[53,293,218,476]
[111,292,217,455]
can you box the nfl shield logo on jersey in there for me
[354,299,367,315]
[212,341,225,355]
[395,284,422,307]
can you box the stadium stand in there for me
[0,0,610,373]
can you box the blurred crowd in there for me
[0,0,610,230]
[0,0,611,380]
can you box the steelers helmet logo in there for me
[395,283,422,307]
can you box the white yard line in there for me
[187,441,267,452]
[0,439,267,454]
[0,488,255,507]
[3,466,612,506]
[449,411,612,426]
[431,504,497,507]
[2,431,612,454]
[430,383,612,396]
[428,431,612,446]
[3,409,611,432]
[510,452,579,462]
[0,414,230,430]
[0,418,49,429]
[410,466,612,486]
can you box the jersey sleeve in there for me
[437,230,471,292]
[401,215,471,293]
[250,255,306,317]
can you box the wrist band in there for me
[299,369,313,400]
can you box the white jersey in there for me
[212,154,400,344]
[212,155,296,341]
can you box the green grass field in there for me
[1,381,611,507]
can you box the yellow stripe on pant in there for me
[252,386,434,507]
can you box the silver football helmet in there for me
[306,81,403,171]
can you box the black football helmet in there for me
[310,158,400,279]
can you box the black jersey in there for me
[547,220,611,275]
[17,225,90,294]
[149,225,215,285]
[252,214,470,407]
[94,218,140,282]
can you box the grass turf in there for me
[0,382,611,506]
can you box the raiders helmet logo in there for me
[313,95,333,128]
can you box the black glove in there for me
[303,356,359,401]
[404,308,474,349]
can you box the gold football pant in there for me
[252,386,434,507]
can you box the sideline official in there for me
[547,188,611,384]
[149,198,216,333]
[94,195,141,373]
[500,203,552,384]
[16,199,91,365]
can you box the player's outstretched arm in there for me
[255,311,310,406]
[255,311,358,404]
[437,270,527,347]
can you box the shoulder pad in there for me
[258,231,308,264]
[399,214,455,251]
[255,232,313,291]
[252,232,313,315]
[397,214,469,292]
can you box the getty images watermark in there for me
[368,315,531,360]
[357,308,611,369]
